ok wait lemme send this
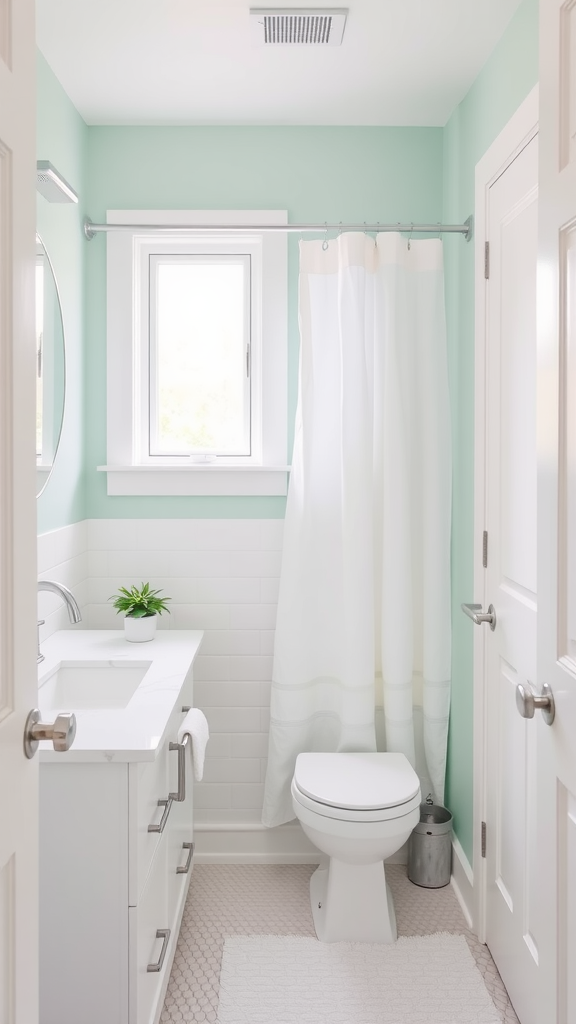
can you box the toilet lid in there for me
[293,752,420,811]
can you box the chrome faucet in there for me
[37,580,82,663]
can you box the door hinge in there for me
[483,530,488,568]
[481,821,487,858]
[484,241,490,280]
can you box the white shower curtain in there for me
[262,232,452,829]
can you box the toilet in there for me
[291,751,421,944]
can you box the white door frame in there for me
[472,85,539,943]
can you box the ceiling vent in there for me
[250,9,348,46]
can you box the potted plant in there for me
[110,582,171,642]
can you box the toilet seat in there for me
[292,752,421,823]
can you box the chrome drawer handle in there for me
[148,797,173,833]
[176,841,195,875]
[169,734,189,803]
[147,928,170,973]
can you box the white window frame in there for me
[102,209,288,496]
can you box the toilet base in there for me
[310,859,397,944]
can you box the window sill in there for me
[97,465,291,497]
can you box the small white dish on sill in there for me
[124,613,157,642]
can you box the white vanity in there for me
[37,630,203,1024]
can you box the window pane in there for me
[151,259,249,455]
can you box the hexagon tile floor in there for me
[160,863,520,1024]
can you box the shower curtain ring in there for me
[322,223,329,251]
[407,223,414,251]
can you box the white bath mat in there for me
[217,932,501,1024]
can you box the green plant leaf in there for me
[109,581,171,617]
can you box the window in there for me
[103,210,288,496]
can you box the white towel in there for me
[178,708,210,781]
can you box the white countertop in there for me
[38,629,203,763]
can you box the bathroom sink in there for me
[38,660,152,712]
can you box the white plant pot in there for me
[124,614,157,643]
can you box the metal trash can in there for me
[407,800,452,888]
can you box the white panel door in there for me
[483,134,540,1024]
[0,1,40,1022]
[537,2,576,1021]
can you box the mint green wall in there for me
[36,52,87,532]
[84,126,443,518]
[443,0,538,862]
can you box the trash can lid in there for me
[294,752,420,811]
[413,802,453,835]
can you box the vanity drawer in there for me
[129,695,194,905]
[129,837,172,1024]
[167,781,194,926]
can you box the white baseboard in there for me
[450,836,474,929]
[193,822,411,866]
[193,821,321,864]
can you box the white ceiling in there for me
[36,0,524,126]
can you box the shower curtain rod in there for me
[83,215,473,242]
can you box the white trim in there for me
[193,821,321,864]
[473,84,539,944]
[99,466,290,496]
[192,822,412,866]
[105,209,288,496]
[450,837,474,930]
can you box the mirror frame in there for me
[36,232,66,498]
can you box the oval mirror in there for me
[36,234,65,497]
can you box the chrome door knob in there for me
[515,682,555,726]
[461,602,497,631]
[24,708,77,759]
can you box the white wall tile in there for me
[260,630,275,655]
[194,681,262,708]
[170,603,230,630]
[41,517,284,824]
[200,520,261,551]
[179,577,260,604]
[204,733,232,758]
[231,783,265,810]
[85,604,120,629]
[199,630,260,656]
[253,550,283,577]
[88,549,110,577]
[203,758,261,784]
[194,655,231,682]
[193,783,232,810]
[203,707,262,734]
[37,532,56,574]
[229,604,277,630]
[258,519,284,550]
[231,734,269,758]
[261,577,280,603]
[106,550,170,578]
[229,655,273,682]
[88,518,142,551]
[136,519,196,551]
[37,523,89,642]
